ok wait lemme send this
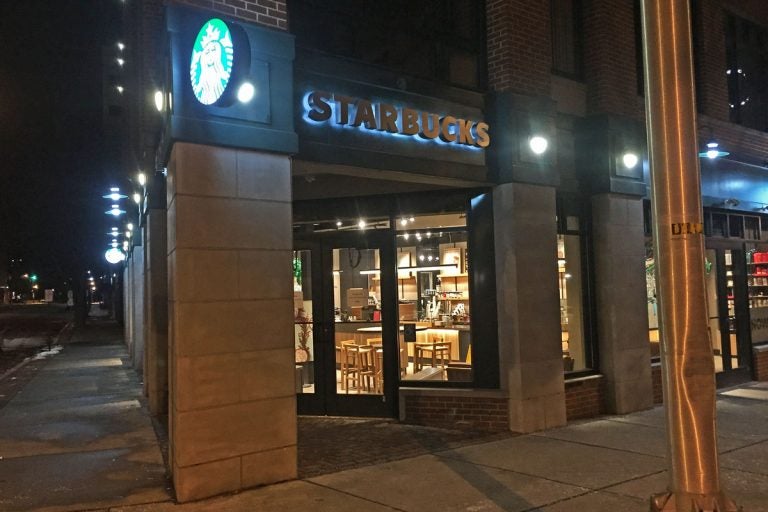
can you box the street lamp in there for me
[106,205,125,216]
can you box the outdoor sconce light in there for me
[105,248,126,264]
[529,135,549,155]
[622,152,640,169]
[154,90,164,112]
[237,82,256,103]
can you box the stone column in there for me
[144,206,168,415]
[167,142,296,502]
[132,244,145,373]
[494,182,566,432]
[592,193,653,413]
[124,262,134,357]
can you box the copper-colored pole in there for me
[639,1,738,510]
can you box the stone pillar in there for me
[132,244,145,373]
[167,142,296,502]
[494,182,566,432]
[592,193,653,413]
[144,206,168,415]
[124,262,133,356]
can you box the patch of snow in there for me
[32,345,63,360]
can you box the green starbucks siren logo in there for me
[189,18,234,105]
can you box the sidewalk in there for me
[0,320,171,512]
[114,384,768,512]
[1,320,767,511]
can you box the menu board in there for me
[347,288,368,308]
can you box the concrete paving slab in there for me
[310,453,588,512]
[111,480,395,512]
[0,445,169,512]
[437,435,665,489]
[605,404,667,429]
[0,406,159,459]
[0,395,142,424]
[714,398,768,443]
[536,419,668,457]
[720,439,768,476]
[537,417,753,456]
[535,490,648,511]
[604,467,768,512]
[0,393,143,423]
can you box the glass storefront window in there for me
[558,234,587,372]
[293,249,316,393]
[333,247,384,395]
[396,213,473,382]
[646,238,660,359]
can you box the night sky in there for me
[0,1,123,290]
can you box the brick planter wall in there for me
[564,375,604,420]
[400,389,508,432]
[754,345,768,381]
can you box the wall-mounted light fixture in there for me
[237,82,255,103]
[622,152,640,169]
[529,135,549,155]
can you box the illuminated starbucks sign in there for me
[304,91,490,148]
[189,18,234,105]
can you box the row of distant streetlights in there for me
[102,172,146,264]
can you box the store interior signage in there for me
[304,91,490,148]
[190,18,234,105]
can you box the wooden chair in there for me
[415,340,452,371]
[340,341,375,393]
[372,348,384,393]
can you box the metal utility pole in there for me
[639,1,738,510]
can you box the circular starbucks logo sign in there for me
[189,18,234,105]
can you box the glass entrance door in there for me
[293,232,396,417]
[705,247,752,386]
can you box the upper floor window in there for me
[726,15,768,132]
[289,0,484,90]
[552,0,583,78]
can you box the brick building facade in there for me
[114,0,768,502]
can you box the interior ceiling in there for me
[291,159,488,201]
[292,173,453,201]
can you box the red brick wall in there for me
[564,376,605,420]
[486,0,551,95]
[754,347,768,381]
[138,0,165,171]
[403,394,509,432]
[171,0,287,30]
[694,0,729,121]
[582,0,643,120]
